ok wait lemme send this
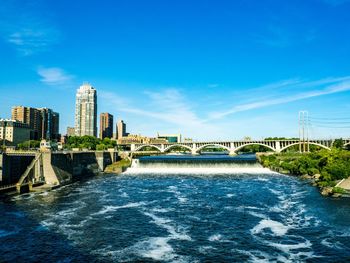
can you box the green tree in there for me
[333,138,344,149]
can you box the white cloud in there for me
[37,67,74,85]
[0,1,60,55]
[208,78,350,120]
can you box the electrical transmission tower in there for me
[299,111,309,153]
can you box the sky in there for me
[1,0,350,140]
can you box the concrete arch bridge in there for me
[129,139,350,155]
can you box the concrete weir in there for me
[0,151,117,194]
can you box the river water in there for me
[1,155,350,262]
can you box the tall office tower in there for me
[40,108,60,140]
[117,120,126,140]
[100,113,113,139]
[75,83,97,137]
[11,106,42,140]
[52,111,60,140]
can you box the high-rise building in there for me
[39,108,60,140]
[12,106,42,140]
[100,113,113,139]
[11,106,60,140]
[66,127,75,137]
[75,83,97,137]
[117,120,127,140]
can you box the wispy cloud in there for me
[208,77,350,120]
[100,88,221,138]
[255,25,315,48]
[208,84,219,88]
[255,26,291,48]
[37,67,74,85]
[0,1,59,55]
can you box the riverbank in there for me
[104,158,131,174]
[258,149,350,197]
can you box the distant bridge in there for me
[125,139,350,155]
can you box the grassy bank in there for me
[259,149,350,197]
[104,158,131,174]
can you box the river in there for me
[1,155,350,262]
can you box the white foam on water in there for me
[321,238,345,250]
[234,249,274,262]
[167,185,188,204]
[40,220,55,228]
[251,219,290,236]
[120,192,129,198]
[92,202,145,216]
[143,211,191,241]
[198,246,216,254]
[178,197,188,203]
[136,237,175,261]
[264,239,312,253]
[208,234,222,241]
[123,167,278,175]
[247,211,268,219]
[151,207,173,213]
[226,193,235,198]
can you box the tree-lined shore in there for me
[259,148,350,197]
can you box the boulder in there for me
[321,187,333,196]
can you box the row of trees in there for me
[65,136,117,150]
[16,136,118,151]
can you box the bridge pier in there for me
[229,149,237,156]
[275,141,281,153]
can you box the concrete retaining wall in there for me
[1,151,117,187]
[1,154,34,185]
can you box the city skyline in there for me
[1,0,350,140]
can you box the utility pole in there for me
[298,111,309,153]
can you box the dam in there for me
[125,154,276,175]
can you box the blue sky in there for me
[1,0,350,140]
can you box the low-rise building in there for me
[67,127,75,137]
[157,133,182,143]
[0,119,31,146]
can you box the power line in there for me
[310,124,350,129]
[309,117,350,120]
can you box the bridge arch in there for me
[195,144,231,153]
[280,142,331,152]
[134,144,162,152]
[234,143,276,153]
[164,144,192,152]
